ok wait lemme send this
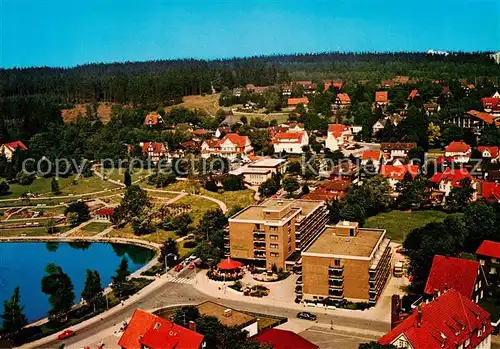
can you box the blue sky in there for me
[1,0,499,68]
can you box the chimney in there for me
[391,295,401,329]
[188,320,197,332]
[417,305,423,328]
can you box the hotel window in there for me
[270,252,279,257]
[270,244,278,249]
[270,235,278,240]
[477,329,482,337]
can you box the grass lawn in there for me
[163,181,255,211]
[175,195,219,224]
[178,240,195,258]
[101,168,153,183]
[364,210,463,242]
[0,226,70,237]
[70,221,112,236]
[3,175,120,199]
[165,94,220,115]
[108,224,179,244]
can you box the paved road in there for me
[46,269,390,349]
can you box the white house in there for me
[230,158,287,186]
[272,131,309,154]
[430,168,477,200]
[478,146,499,163]
[0,141,28,161]
[372,119,387,135]
[325,124,352,152]
[201,133,253,160]
[380,142,417,160]
[444,141,472,164]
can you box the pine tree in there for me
[41,264,75,318]
[112,258,130,299]
[1,286,27,334]
[51,178,61,195]
[81,270,103,312]
[124,170,132,187]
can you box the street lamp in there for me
[165,253,177,272]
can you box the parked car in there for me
[396,248,408,254]
[188,263,195,269]
[174,264,184,272]
[58,329,76,340]
[297,312,317,321]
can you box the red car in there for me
[188,263,195,269]
[58,329,76,340]
[174,264,184,272]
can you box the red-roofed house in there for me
[118,309,205,349]
[323,80,343,91]
[201,133,253,160]
[287,97,309,107]
[0,141,28,161]
[335,93,351,107]
[301,180,351,201]
[395,76,410,85]
[481,182,500,203]
[452,110,500,129]
[361,150,386,171]
[476,240,500,287]
[381,79,395,89]
[94,208,115,221]
[251,328,318,349]
[478,146,499,163]
[272,131,309,154]
[375,91,389,106]
[482,93,500,116]
[380,165,419,190]
[143,112,164,126]
[408,89,419,100]
[429,168,477,199]
[141,142,168,163]
[444,141,472,164]
[295,81,317,93]
[379,288,493,349]
[325,124,352,151]
[424,255,486,303]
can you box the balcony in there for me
[328,275,344,282]
[328,283,344,290]
[254,253,266,260]
[328,290,344,299]
[253,244,266,251]
[296,276,303,285]
[295,286,303,294]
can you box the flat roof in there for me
[303,226,384,258]
[197,301,256,328]
[229,199,324,223]
[249,158,287,168]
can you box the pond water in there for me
[0,242,155,324]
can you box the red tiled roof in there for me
[272,131,306,144]
[429,168,475,187]
[445,141,471,154]
[381,79,395,87]
[328,124,350,138]
[142,142,167,154]
[476,240,500,259]
[376,91,388,103]
[481,97,500,110]
[217,133,249,148]
[395,76,410,84]
[118,309,204,349]
[193,129,209,136]
[481,182,500,203]
[336,93,351,104]
[442,86,451,95]
[95,208,114,216]
[288,97,309,106]
[380,165,419,180]
[252,329,319,349]
[295,81,316,89]
[478,146,499,159]
[362,150,382,161]
[1,141,28,152]
[144,113,163,125]
[379,288,493,349]
[408,89,419,100]
[424,255,480,299]
[466,110,500,126]
[302,180,350,201]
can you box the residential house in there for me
[380,165,419,191]
[201,133,253,160]
[381,79,395,89]
[141,142,168,163]
[380,142,417,160]
[0,141,28,161]
[301,180,351,201]
[252,86,269,95]
[450,110,500,130]
[424,255,486,303]
[281,84,292,96]
[229,158,287,186]
[272,131,309,154]
[197,301,258,337]
[394,75,410,85]
[295,81,317,94]
[215,126,231,138]
[408,89,419,101]
[300,221,391,304]
[325,124,352,152]
[226,198,328,269]
[476,240,500,287]
[251,329,319,349]
[143,112,164,126]
[361,150,385,171]
[335,93,351,108]
[372,119,387,135]
[94,208,114,222]
[482,94,500,116]
[323,80,343,91]
[481,182,500,203]
[378,288,493,349]
[350,125,363,134]
[287,97,309,108]
[478,146,499,163]
[441,86,453,99]
[444,141,472,164]
[245,84,256,93]
[424,103,441,116]
[429,167,477,199]
[329,162,360,183]
[375,91,389,107]
[118,309,205,349]
[279,122,305,132]
[219,113,241,127]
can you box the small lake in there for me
[0,242,155,324]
